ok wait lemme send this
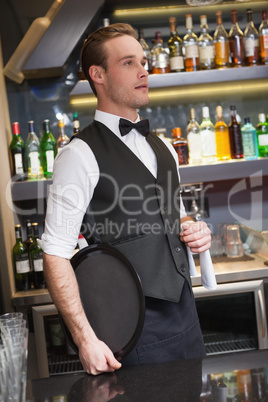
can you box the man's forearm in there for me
[43,253,97,347]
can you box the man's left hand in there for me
[180,221,211,254]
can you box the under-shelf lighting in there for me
[69,79,268,106]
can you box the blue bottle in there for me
[241,117,259,160]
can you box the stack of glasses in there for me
[0,312,28,402]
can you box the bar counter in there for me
[27,349,268,401]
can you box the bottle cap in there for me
[12,122,20,135]
[202,106,210,118]
[185,14,193,30]
[216,105,223,115]
[244,117,250,124]
[259,113,266,123]
[230,105,236,110]
[172,127,181,138]
[190,108,196,119]
[200,15,207,25]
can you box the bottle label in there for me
[14,153,24,175]
[188,132,202,154]
[243,37,258,57]
[29,152,40,175]
[169,56,184,70]
[199,45,215,63]
[46,150,54,173]
[155,54,169,69]
[33,258,43,272]
[185,44,199,58]
[262,34,268,50]
[200,129,217,156]
[16,259,30,274]
[259,134,268,146]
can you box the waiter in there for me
[41,23,211,375]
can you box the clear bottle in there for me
[256,113,268,157]
[213,10,230,69]
[229,9,245,67]
[26,120,44,180]
[168,17,184,72]
[40,119,56,179]
[186,108,202,165]
[243,9,260,66]
[152,31,170,74]
[13,224,31,291]
[139,29,152,74]
[73,112,80,135]
[215,106,231,161]
[172,127,189,165]
[198,15,215,70]
[259,10,268,65]
[56,119,70,154]
[200,106,217,163]
[31,222,46,289]
[241,117,259,160]
[183,14,199,72]
[9,122,26,180]
[228,105,244,159]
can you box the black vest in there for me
[73,121,191,302]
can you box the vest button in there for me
[175,247,181,253]
[181,266,186,272]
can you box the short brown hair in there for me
[81,23,138,96]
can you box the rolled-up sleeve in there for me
[39,139,99,259]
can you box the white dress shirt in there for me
[40,110,187,259]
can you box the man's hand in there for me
[78,337,122,376]
[180,221,211,253]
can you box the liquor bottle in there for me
[151,31,170,74]
[183,14,199,72]
[168,17,184,72]
[256,113,268,157]
[236,370,252,401]
[229,9,245,67]
[139,29,152,73]
[200,106,217,164]
[9,122,26,180]
[186,108,202,165]
[56,119,69,154]
[13,225,31,291]
[172,127,189,165]
[214,10,230,69]
[24,219,34,288]
[228,105,244,159]
[215,106,231,161]
[40,119,56,179]
[31,222,46,289]
[26,120,44,180]
[259,10,268,65]
[198,15,215,70]
[72,112,80,135]
[241,117,259,160]
[243,9,260,66]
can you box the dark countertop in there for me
[27,349,268,401]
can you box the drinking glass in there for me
[226,224,244,258]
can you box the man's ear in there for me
[88,65,104,84]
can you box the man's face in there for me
[101,35,149,115]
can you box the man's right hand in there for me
[78,337,122,375]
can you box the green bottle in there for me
[256,113,268,157]
[13,225,31,291]
[9,122,26,180]
[40,119,56,178]
[26,121,44,180]
[30,222,46,289]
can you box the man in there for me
[41,23,211,375]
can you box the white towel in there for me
[187,247,217,289]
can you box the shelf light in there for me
[69,79,268,106]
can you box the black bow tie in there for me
[119,118,150,137]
